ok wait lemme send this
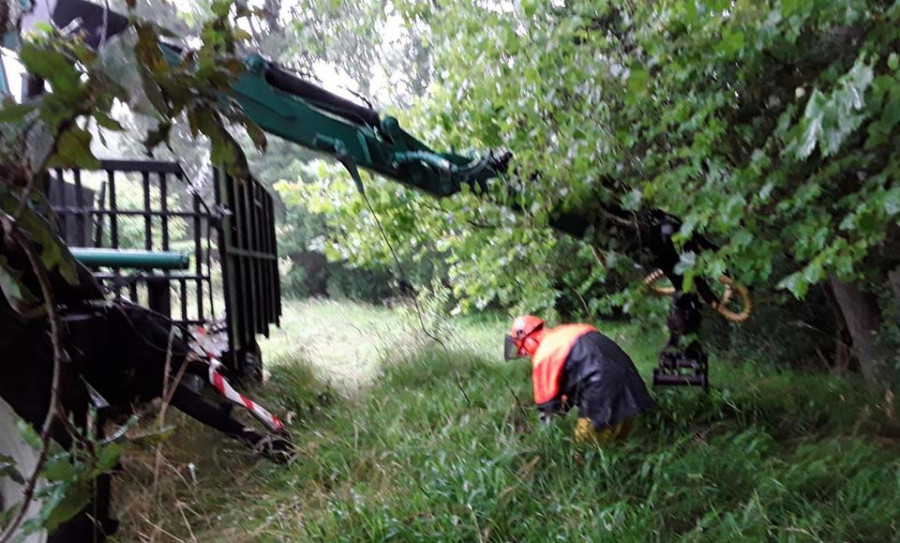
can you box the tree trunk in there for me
[829,276,887,387]
[889,267,900,309]
[824,284,854,374]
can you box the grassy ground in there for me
[112,300,900,542]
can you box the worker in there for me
[504,315,653,445]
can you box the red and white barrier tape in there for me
[189,325,285,433]
[208,359,284,433]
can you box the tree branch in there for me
[0,214,64,543]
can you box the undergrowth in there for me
[111,308,900,542]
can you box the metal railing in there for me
[214,167,281,372]
[45,160,218,328]
[45,160,281,377]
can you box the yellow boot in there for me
[574,417,635,446]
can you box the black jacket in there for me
[540,331,654,429]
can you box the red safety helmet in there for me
[504,315,545,359]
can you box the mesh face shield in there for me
[504,335,520,360]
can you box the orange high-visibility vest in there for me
[531,324,596,405]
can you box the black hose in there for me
[264,63,381,127]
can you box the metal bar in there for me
[93,272,210,281]
[107,169,120,298]
[147,277,172,318]
[180,278,188,323]
[98,160,185,174]
[259,185,271,334]
[193,192,203,321]
[214,168,237,365]
[258,183,271,335]
[93,181,106,247]
[242,181,259,340]
[128,281,138,303]
[236,181,251,352]
[270,190,281,324]
[218,247,278,260]
[160,173,172,314]
[73,169,85,246]
[204,191,216,324]
[231,176,248,351]
[169,318,208,326]
[257,182,270,335]
[160,173,169,251]
[50,209,215,219]
[108,170,118,249]
[55,169,67,240]
[142,171,152,251]
[250,182,262,335]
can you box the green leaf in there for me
[139,68,170,115]
[6,203,79,285]
[627,69,649,97]
[92,443,123,476]
[134,24,166,71]
[51,127,100,169]
[621,189,642,211]
[243,118,268,152]
[0,454,26,485]
[782,0,801,17]
[17,420,42,450]
[673,251,697,276]
[211,0,233,17]
[777,271,809,298]
[799,92,825,153]
[42,482,91,532]
[0,102,36,123]
[882,86,900,130]
[19,43,81,99]
[42,453,76,482]
[802,259,824,285]
[144,121,172,150]
[93,111,123,131]
[0,257,39,313]
[522,0,537,18]
[716,29,745,58]
[884,188,900,216]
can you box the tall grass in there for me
[112,302,900,542]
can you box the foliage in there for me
[281,0,900,325]
[2,413,128,540]
[278,157,613,319]
[282,0,432,103]
[111,303,900,542]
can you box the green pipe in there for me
[70,248,190,270]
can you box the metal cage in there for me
[45,160,281,376]
[214,167,281,373]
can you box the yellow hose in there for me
[710,275,752,323]
[642,269,675,296]
[642,269,752,322]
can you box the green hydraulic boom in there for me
[154,44,511,200]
